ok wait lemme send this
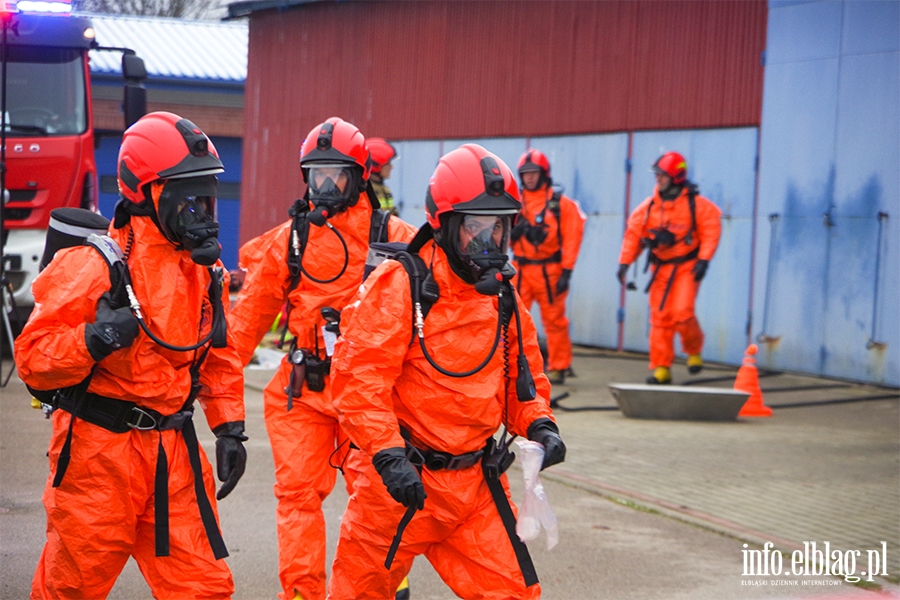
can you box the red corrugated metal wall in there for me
[240,0,767,242]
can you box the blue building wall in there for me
[755,0,899,385]
[96,135,243,270]
[389,128,758,371]
[385,0,899,387]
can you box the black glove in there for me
[373,447,426,510]
[527,418,566,471]
[510,218,529,242]
[555,269,572,295]
[617,263,629,285]
[692,259,709,282]
[213,421,248,500]
[84,292,139,361]
[649,227,676,248]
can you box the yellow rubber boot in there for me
[546,370,565,385]
[292,591,304,600]
[646,366,671,384]
[687,354,703,374]
[395,576,410,600]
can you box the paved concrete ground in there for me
[1,347,898,599]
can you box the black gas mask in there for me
[304,163,363,226]
[439,213,515,295]
[156,175,221,266]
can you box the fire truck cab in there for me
[1,2,145,330]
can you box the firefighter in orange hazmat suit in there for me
[16,111,247,599]
[617,151,722,384]
[510,149,586,385]
[228,117,417,600]
[367,137,399,216]
[327,144,566,599]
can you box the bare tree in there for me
[73,0,224,20]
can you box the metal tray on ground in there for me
[608,383,750,421]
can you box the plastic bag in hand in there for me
[514,439,559,550]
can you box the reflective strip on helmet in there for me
[165,166,224,179]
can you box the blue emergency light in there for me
[8,1,72,14]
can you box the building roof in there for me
[85,13,248,84]
[226,0,328,19]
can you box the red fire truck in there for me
[1,0,146,332]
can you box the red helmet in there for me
[117,111,223,205]
[299,117,370,181]
[517,149,551,177]
[426,144,521,230]
[652,151,687,184]
[367,137,397,174]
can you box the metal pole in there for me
[867,212,889,349]
[617,131,633,352]
[756,213,779,344]
[1,13,9,291]
[1,12,15,385]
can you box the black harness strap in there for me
[513,250,562,266]
[548,191,562,247]
[50,375,92,488]
[482,456,539,587]
[279,200,311,350]
[394,250,435,341]
[385,503,417,571]
[181,414,229,559]
[154,433,170,556]
[369,208,391,244]
[384,447,424,571]
[512,252,563,305]
[542,264,554,304]
[155,344,227,559]
[644,247,701,309]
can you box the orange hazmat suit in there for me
[16,215,245,600]
[229,202,416,600]
[326,241,555,600]
[511,184,585,372]
[619,185,722,370]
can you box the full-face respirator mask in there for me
[156,175,221,265]
[304,163,364,226]
[438,213,516,296]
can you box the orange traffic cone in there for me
[735,344,772,417]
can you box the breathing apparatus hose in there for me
[415,284,535,401]
[124,267,221,353]
[416,296,504,378]
[298,222,349,284]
